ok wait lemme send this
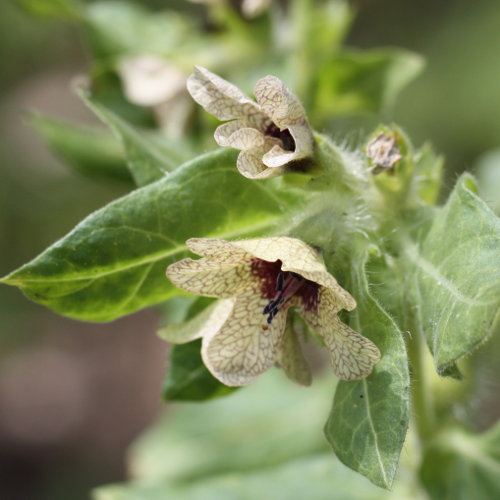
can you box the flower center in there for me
[250,259,319,328]
[263,271,305,324]
[264,122,296,152]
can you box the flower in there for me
[186,66,314,179]
[117,55,191,138]
[366,132,402,174]
[165,237,380,386]
[187,0,272,19]
[118,55,186,107]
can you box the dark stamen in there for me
[251,258,320,332]
[263,272,304,326]
[276,271,285,292]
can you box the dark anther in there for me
[276,272,285,292]
[263,296,284,315]
[264,122,296,152]
[262,271,306,326]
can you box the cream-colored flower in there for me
[187,0,271,19]
[186,66,314,179]
[118,55,186,107]
[117,55,191,138]
[165,237,380,386]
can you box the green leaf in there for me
[159,297,237,401]
[476,148,500,215]
[324,250,410,489]
[404,174,500,373]
[13,0,80,19]
[163,340,237,401]
[30,114,133,183]
[420,423,500,500]
[314,49,424,120]
[1,149,300,321]
[80,91,180,186]
[94,372,417,500]
[413,143,444,206]
[82,1,194,61]
[93,454,409,500]
[126,371,333,483]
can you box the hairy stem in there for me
[405,297,436,444]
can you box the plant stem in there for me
[405,300,436,444]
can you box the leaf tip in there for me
[0,274,18,286]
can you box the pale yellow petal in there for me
[241,0,271,18]
[201,288,287,386]
[213,120,245,145]
[166,257,254,298]
[262,144,301,168]
[298,287,355,333]
[215,122,281,153]
[321,317,380,380]
[186,238,249,259]
[277,322,312,386]
[253,75,308,130]
[298,289,380,380]
[237,152,284,179]
[118,55,186,107]
[288,124,314,156]
[187,66,261,121]
[217,126,267,153]
[157,299,234,344]
[230,237,355,308]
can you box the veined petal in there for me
[288,124,314,156]
[166,257,254,298]
[187,66,262,121]
[186,238,249,259]
[321,317,380,380]
[237,152,284,179]
[230,237,355,309]
[158,299,234,344]
[299,289,380,380]
[201,288,287,386]
[254,75,308,130]
[213,120,246,145]
[215,125,269,154]
[277,321,312,386]
[262,144,301,168]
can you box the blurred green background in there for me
[1,1,499,499]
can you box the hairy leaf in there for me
[94,373,414,500]
[127,371,332,482]
[1,149,300,321]
[163,340,237,401]
[93,454,408,500]
[31,114,132,183]
[413,143,444,206]
[159,297,238,401]
[324,251,410,489]
[476,148,500,215]
[80,92,179,186]
[420,423,500,500]
[315,48,424,120]
[404,174,500,373]
[83,1,194,60]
